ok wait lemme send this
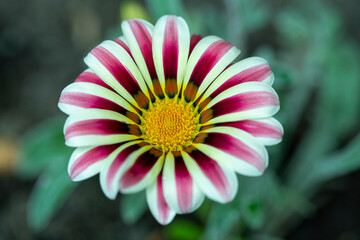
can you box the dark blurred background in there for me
[1,0,360,239]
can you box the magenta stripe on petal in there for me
[163,16,179,80]
[75,71,114,92]
[59,92,128,115]
[70,144,120,179]
[210,64,272,98]
[119,148,160,189]
[106,144,141,189]
[217,120,283,139]
[206,91,279,119]
[190,40,233,88]
[174,155,193,213]
[157,171,172,224]
[91,46,143,96]
[128,20,157,79]
[189,34,203,56]
[65,119,131,140]
[113,38,132,58]
[204,132,265,171]
[188,149,231,200]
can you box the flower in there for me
[58,15,283,225]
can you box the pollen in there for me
[141,99,198,152]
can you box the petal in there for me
[162,152,204,214]
[74,69,114,92]
[68,143,121,181]
[182,36,240,102]
[121,19,165,98]
[213,117,283,146]
[182,146,238,203]
[119,148,164,193]
[99,141,147,199]
[64,109,141,147]
[146,171,176,225]
[58,82,141,123]
[189,34,203,55]
[195,127,268,176]
[201,57,274,103]
[84,40,150,109]
[113,36,133,58]
[199,82,280,125]
[152,15,190,98]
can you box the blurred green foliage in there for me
[120,191,147,224]
[18,0,360,239]
[19,117,76,231]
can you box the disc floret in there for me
[142,98,198,152]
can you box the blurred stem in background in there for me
[16,0,360,239]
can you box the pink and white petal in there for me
[84,40,150,109]
[182,36,240,102]
[182,147,238,203]
[162,152,204,214]
[152,15,190,97]
[113,36,133,58]
[214,117,283,146]
[146,171,176,225]
[64,109,141,147]
[202,57,274,101]
[119,148,164,194]
[74,69,114,92]
[99,141,145,199]
[121,19,157,91]
[68,143,121,181]
[200,82,280,125]
[59,82,140,123]
[189,34,203,55]
[196,127,268,176]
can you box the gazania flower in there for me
[58,15,283,225]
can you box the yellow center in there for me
[142,99,198,152]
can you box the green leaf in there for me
[240,198,265,230]
[164,219,202,240]
[310,133,360,186]
[27,156,77,231]
[238,173,284,229]
[18,116,71,178]
[120,191,147,225]
[320,42,360,137]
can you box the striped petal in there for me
[200,57,274,107]
[113,36,133,58]
[199,82,280,125]
[146,171,176,225]
[64,109,141,147]
[162,152,204,214]
[195,127,268,176]
[189,34,203,55]
[58,82,141,123]
[99,141,147,199]
[182,146,238,203]
[84,40,150,109]
[68,143,121,181]
[74,69,114,91]
[152,15,190,98]
[182,36,240,102]
[118,148,164,193]
[121,19,165,98]
[212,117,283,146]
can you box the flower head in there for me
[58,15,283,225]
